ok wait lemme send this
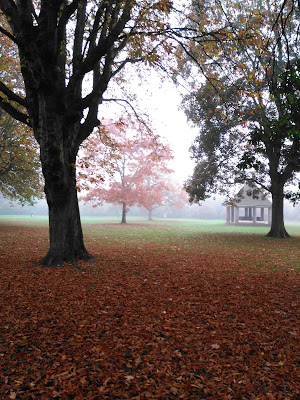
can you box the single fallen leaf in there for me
[170,386,179,395]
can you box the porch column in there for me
[226,207,230,224]
[235,207,239,224]
[261,208,265,221]
[231,206,235,223]
[252,207,257,224]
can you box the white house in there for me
[226,184,272,226]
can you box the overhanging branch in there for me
[0,96,31,126]
[0,81,27,107]
[0,24,19,45]
[101,97,155,137]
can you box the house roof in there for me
[232,184,272,207]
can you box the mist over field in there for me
[1,196,300,222]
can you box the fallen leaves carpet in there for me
[0,222,299,399]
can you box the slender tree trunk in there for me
[267,180,290,238]
[121,201,127,224]
[148,208,153,221]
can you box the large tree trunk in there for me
[40,176,92,267]
[37,105,92,266]
[267,180,290,238]
[121,201,127,224]
[148,208,153,221]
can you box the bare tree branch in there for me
[0,96,30,126]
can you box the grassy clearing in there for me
[1,216,299,271]
[82,220,300,271]
[1,214,300,232]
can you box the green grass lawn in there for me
[1,214,300,236]
[1,215,298,271]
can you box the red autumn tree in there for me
[77,117,175,223]
[136,173,188,220]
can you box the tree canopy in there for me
[77,117,175,223]
[178,0,300,237]
[0,12,42,205]
[0,109,42,205]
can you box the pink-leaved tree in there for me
[77,117,177,223]
[136,172,188,220]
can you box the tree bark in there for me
[267,180,290,238]
[40,188,92,267]
[148,208,153,221]
[121,201,127,224]
[36,101,92,266]
[38,166,92,267]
